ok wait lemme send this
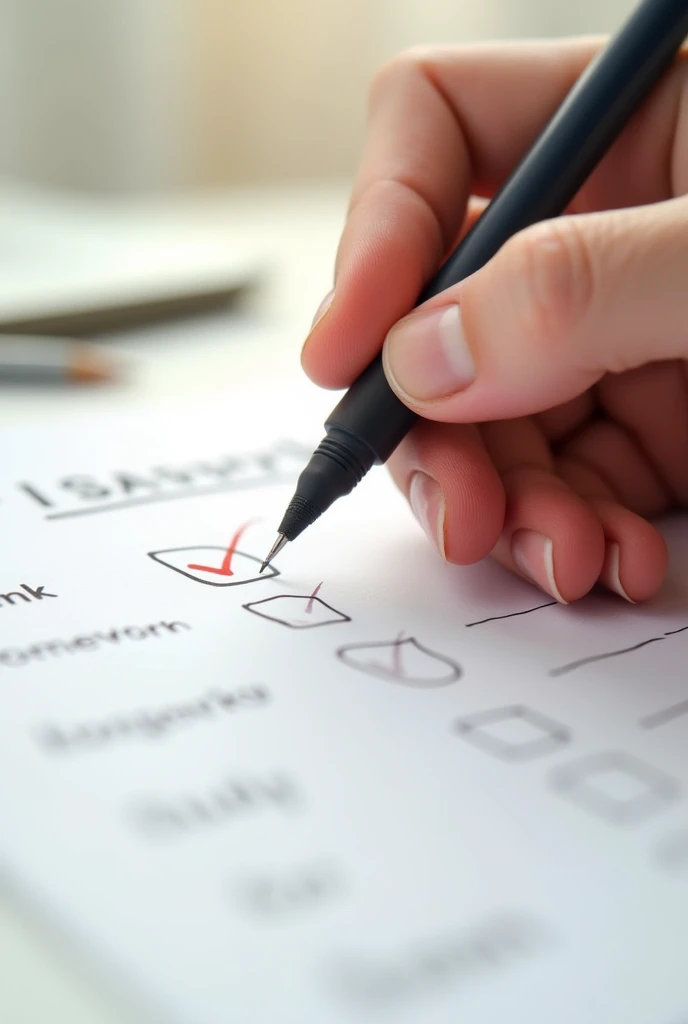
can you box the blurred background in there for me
[0,1,641,1023]
[1,0,635,194]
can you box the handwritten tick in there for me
[371,631,406,677]
[305,582,323,614]
[336,637,461,687]
[187,521,255,577]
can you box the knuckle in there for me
[517,219,594,348]
[368,48,426,105]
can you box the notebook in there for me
[0,377,686,1024]
[0,186,261,333]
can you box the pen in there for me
[0,335,116,384]
[261,0,688,571]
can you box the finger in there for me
[555,456,668,602]
[594,500,668,603]
[302,37,597,390]
[596,361,688,505]
[386,419,505,564]
[381,199,688,422]
[480,418,605,602]
[559,417,671,520]
[303,36,688,390]
[535,392,595,443]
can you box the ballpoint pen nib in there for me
[260,533,288,573]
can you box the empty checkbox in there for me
[454,705,571,761]
[550,751,679,825]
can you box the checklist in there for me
[0,385,687,1024]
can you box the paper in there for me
[0,386,687,1024]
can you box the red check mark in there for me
[371,632,406,677]
[187,521,255,577]
[305,581,323,614]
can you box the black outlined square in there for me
[147,547,279,586]
[243,594,350,629]
[454,705,570,761]
[550,751,679,824]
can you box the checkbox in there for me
[551,752,679,824]
[148,547,279,587]
[336,637,461,688]
[243,594,350,629]
[454,705,570,761]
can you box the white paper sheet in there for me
[0,384,686,1024]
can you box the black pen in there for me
[261,0,688,571]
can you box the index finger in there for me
[300,35,670,389]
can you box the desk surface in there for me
[0,181,348,1024]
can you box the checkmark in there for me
[336,637,461,687]
[187,521,255,576]
[148,544,278,586]
[304,582,323,614]
[371,632,405,677]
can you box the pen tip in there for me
[260,533,288,573]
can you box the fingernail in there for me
[408,471,446,558]
[511,529,568,604]
[383,304,476,402]
[310,289,334,330]
[600,542,635,603]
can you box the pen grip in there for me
[423,0,688,298]
[325,355,417,462]
[328,0,688,465]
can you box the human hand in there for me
[302,38,688,604]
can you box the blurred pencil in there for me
[0,335,117,384]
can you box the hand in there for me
[302,37,688,604]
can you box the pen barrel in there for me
[325,358,417,464]
[423,0,688,297]
[326,0,688,469]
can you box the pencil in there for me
[0,335,117,384]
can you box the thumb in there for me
[381,198,688,422]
